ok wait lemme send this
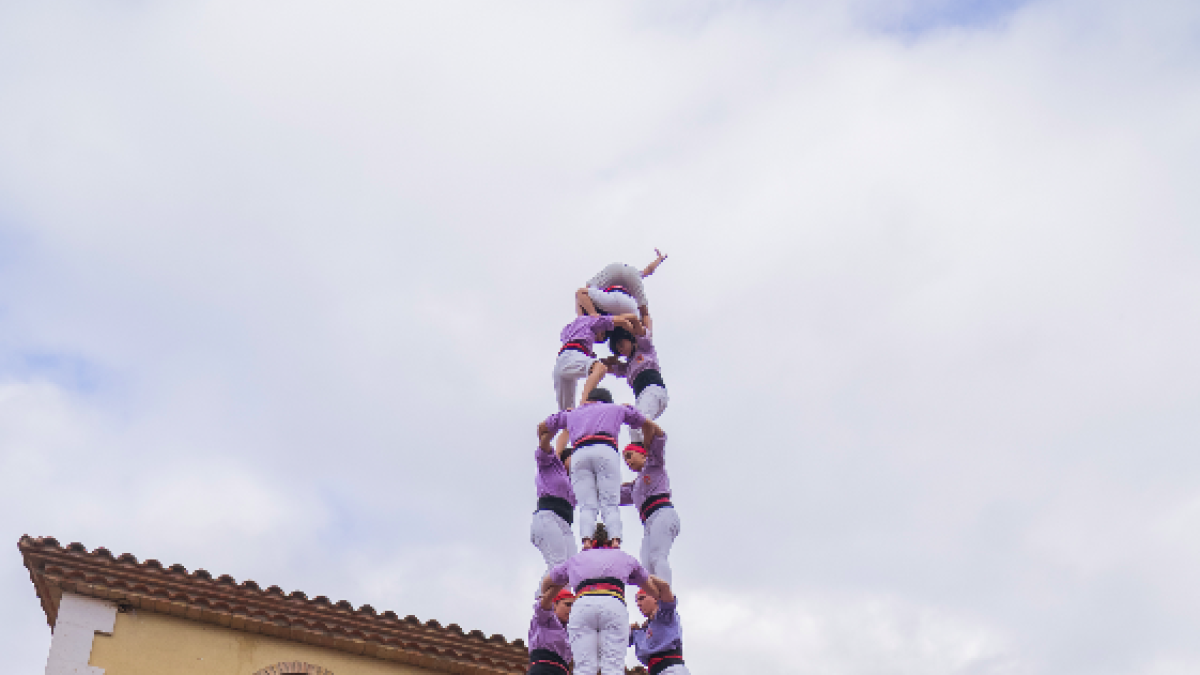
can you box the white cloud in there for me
[1,0,1199,672]
[684,588,1017,674]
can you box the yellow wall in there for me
[90,610,441,675]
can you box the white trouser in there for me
[570,445,623,541]
[530,510,577,597]
[628,384,669,445]
[587,287,639,317]
[567,595,629,675]
[640,506,680,584]
[553,350,595,411]
[657,665,692,675]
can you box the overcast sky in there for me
[2,1,1199,673]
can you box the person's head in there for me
[561,445,576,473]
[608,327,636,358]
[623,443,647,472]
[635,588,658,619]
[586,388,613,404]
[553,588,576,623]
[589,522,616,548]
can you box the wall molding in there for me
[44,592,117,675]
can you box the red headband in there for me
[554,588,576,603]
[624,443,647,456]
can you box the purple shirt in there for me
[630,598,683,664]
[620,432,670,510]
[560,315,615,347]
[535,447,575,505]
[527,600,572,663]
[543,402,647,446]
[609,332,662,385]
[547,548,650,590]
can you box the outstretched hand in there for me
[642,249,669,278]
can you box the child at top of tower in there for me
[575,249,667,333]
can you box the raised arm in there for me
[640,419,663,446]
[649,575,674,603]
[639,306,653,334]
[537,421,556,450]
[540,577,564,610]
[641,249,668,278]
[576,288,599,316]
[579,361,608,406]
[638,575,662,601]
[612,313,645,337]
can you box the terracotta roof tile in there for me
[18,535,528,675]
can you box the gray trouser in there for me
[568,595,629,675]
[629,384,668,444]
[531,510,577,597]
[552,350,595,411]
[570,445,623,541]
[640,506,680,584]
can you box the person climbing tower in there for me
[620,424,679,583]
[540,523,665,675]
[539,388,661,547]
[531,432,577,598]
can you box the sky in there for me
[1,0,1199,673]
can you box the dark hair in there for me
[561,446,576,463]
[586,387,613,404]
[592,523,613,548]
[608,327,636,357]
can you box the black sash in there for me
[647,647,685,675]
[638,493,673,523]
[632,368,665,396]
[536,495,574,525]
[575,432,618,450]
[528,648,569,674]
[559,340,594,357]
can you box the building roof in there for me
[18,535,529,675]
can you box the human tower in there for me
[526,252,688,675]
